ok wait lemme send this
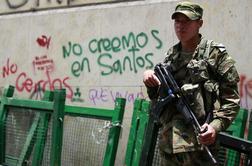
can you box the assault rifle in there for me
[152,63,217,165]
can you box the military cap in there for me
[172,1,203,20]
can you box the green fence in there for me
[125,99,151,166]
[0,85,126,166]
[125,98,250,166]
[63,98,125,166]
[1,86,250,166]
[0,85,65,166]
[223,108,248,166]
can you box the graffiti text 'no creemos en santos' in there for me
[62,29,163,77]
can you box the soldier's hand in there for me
[143,70,161,87]
[198,123,217,145]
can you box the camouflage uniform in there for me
[147,36,240,165]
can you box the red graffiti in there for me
[238,74,252,108]
[36,35,51,49]
[15,69,73,99]
[33,55,54,72]
[2,58,18,78]
[239,74,252,98]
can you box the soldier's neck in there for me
[181,35,201,53]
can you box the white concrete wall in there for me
[0,0,251,165]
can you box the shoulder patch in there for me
[212,42,226,53]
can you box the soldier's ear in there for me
[199,19,203,27]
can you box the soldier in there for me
[143,1,240,165]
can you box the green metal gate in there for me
[0,85,126,166]
[125,98,249,166]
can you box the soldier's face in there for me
[173,14,202,43]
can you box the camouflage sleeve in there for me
[209,46,240,132]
